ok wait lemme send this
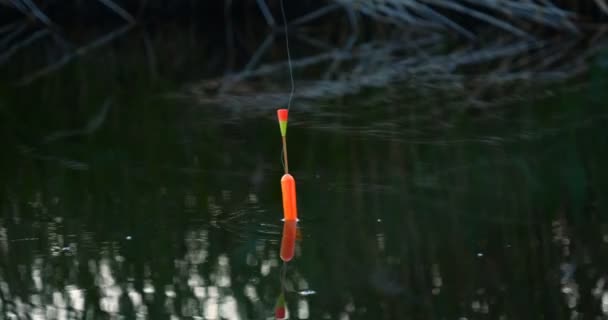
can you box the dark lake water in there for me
[2,10,608,319]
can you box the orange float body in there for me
[280,173,298,221]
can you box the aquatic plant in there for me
[180,0,607,113]
[1,0,607,87]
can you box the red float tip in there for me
[277,109,288,122]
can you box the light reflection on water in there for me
[0,160,601,320]
[0,187,316,319]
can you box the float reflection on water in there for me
[276,219,306,320]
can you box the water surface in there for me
[1,23,608,320]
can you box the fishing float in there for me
[277,108,299,264]
[277,108,298,222]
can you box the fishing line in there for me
[279,0,294,174]
[279,0,295,111]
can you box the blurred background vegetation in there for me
[1,1,608,319]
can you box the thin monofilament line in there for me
[279,0,294,174]
[280,0,295,111]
